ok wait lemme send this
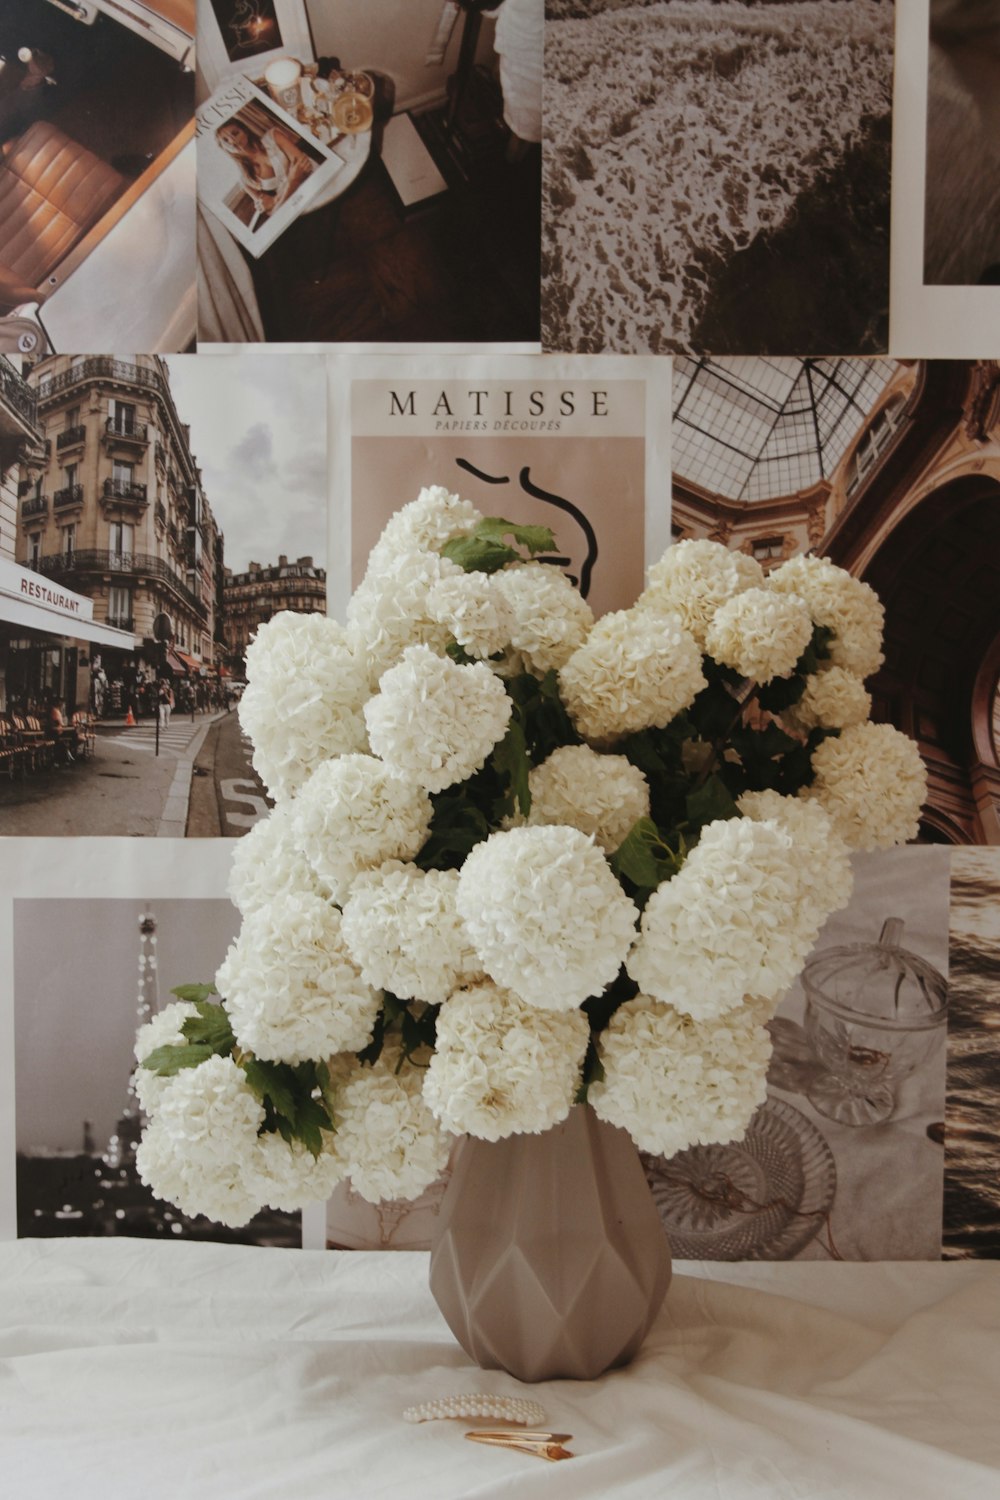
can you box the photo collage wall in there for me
[0,0,998,1263]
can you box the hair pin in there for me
[465,1429,574,1461]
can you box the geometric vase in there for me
[429,1104,672,1383]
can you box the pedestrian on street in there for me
[158,679,174,730]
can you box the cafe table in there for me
[1,1238,997,1498]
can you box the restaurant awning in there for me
[0,573,140,652]
[165,648,189,674]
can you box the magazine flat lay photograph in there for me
[1,2,999,1498]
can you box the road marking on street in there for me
[100,721,212,756]
[220,778,270,829]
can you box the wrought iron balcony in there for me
[56,424,87,451]
[21,494,48,519]
[102,477,148,503]
[105,417,149,445]
[53,484,84,509]
[0,357,41,444]
[35,358,163,403]
[32,549,208,621]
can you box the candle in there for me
[265,57,302,92]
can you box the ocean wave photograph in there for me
[944,849,1000,1258]
[542,0,894,354]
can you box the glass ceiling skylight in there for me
[672,357,897,503]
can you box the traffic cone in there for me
[124,707,135,727]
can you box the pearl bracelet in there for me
[403,1394,547,1425]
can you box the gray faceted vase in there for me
[429,1104,672,1383]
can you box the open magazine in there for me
[196,76,349,257]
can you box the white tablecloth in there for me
[1,1240,997,1499]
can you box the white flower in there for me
[423,982,589,1140]
[365,486,482,572]
[803,722,927,851]
[134,1000,200,1115]
[524,744,650,853]
[782,665,872,732]
[238,612,370,802]
[736,788,854,922]
[627,817,832,1018]
[249,1132,346,1213]
[135,1055,265,1227]
[590,995,771,1157]
[215,893,379,1064]
[341,862,484,1004]
[456,825,638,1010]
[559,608,707,743]
[292,753,432,903]
[347,548,463,687]
[640,539,764,649]
[364,645,512,794]
[329,1044,453,1203]
[768,553,884,679]
[492,562,594,675]
[228,801,333,916]
[705,587,813,682]
[426,572,514,658]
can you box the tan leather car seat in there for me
[0,120,126,313]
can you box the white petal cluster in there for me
[456,825,638,1010]
[737,788,854,923]
[705,587,813,682]
[228,801,332,916]
[525,744,650,853]
[135,1055,265,1227]
[365,485,482,572]
[347,548,463,687]
[329,1045,453,1203]
[782,664,872,733]
[590,995,771,1157]
[341,862,483,1004]
[493,563,594,675]
[249,1131,346,1212]
[238,612,369,802]
[134,1000,200,1116]
[627,816,835,1019]
[364,645,512,794]
[215,893,379,1064]
[559,608,706,743]
[803,722,927,851]
[426,571,513,658]
[640,539,763,648]
[423,982,589,1141]
[292,754,432,903]
[768,553,884,679]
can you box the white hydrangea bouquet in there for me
[134,487,926,1228]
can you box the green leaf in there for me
[440,535,519,574]
[608,817,681,893]
[473,517,556,555]
[295,1095,334,1158]
[180,1000,235,1053]
[170,982,217,1003]
[685,774,739,831]
[492,718,531,816]
[687,675,740,740]
[242,1058,299,1122]
[140,1042,215,1076]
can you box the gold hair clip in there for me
[465,1429,574,1462]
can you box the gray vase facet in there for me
[429,1105,672,1383]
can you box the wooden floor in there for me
[252,122,541,344]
